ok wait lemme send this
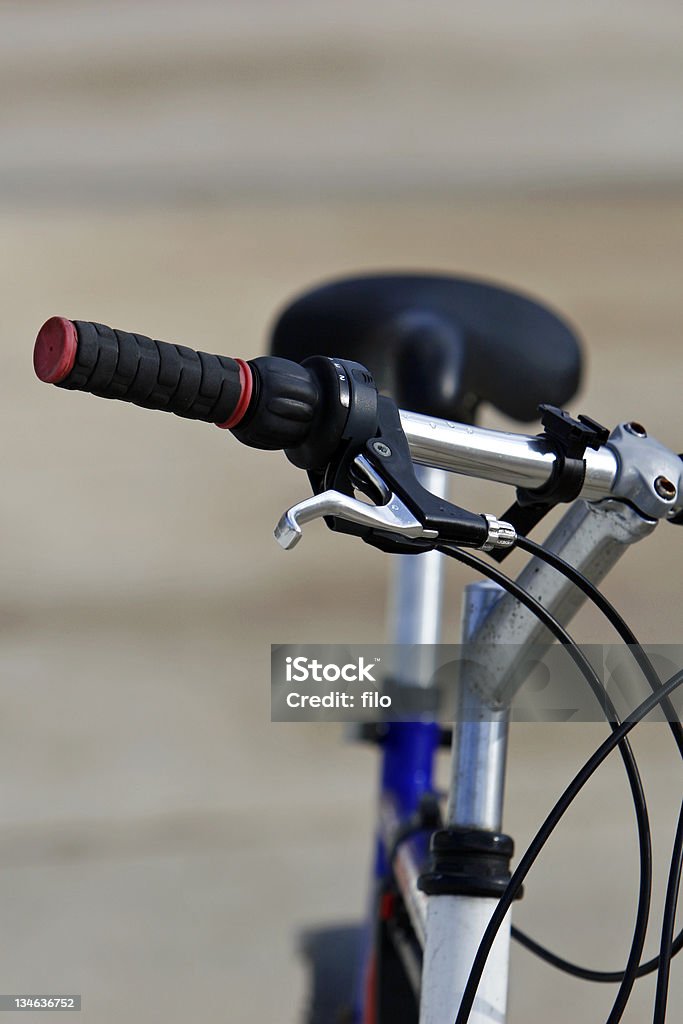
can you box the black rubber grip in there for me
[36,318,344,461]
[59,320,245,424]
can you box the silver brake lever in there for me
[274,454,438,550]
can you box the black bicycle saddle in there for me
[270,274,582,423]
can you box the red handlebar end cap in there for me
[34,317,78,383]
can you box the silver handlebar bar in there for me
[276,411,681,549]
[400,411,620,501]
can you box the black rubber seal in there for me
[418,827,522,899]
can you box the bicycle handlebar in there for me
[33,317,681,524]
[399,410,619,501]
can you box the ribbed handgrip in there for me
[34,317,251,426]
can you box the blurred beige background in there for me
[1,2,683,1021]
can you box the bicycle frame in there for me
[33,308,683,1023]
[358,449,665,1023]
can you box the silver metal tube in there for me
[400,409,619,500]
[448,581,509,831]
[467,499,657,709]
[379,466,447,954]
[388,465,448,682]
[420,584,513,1024]
[420,896,511,1024]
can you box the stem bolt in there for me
[372,441,392,458]
[654,476,677,501]
[625,421,648,437]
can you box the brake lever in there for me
[274,455,437,550]
[276,361,516,554]
[275,452,515,554]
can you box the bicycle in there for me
[33,273,683,1023]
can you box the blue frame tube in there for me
[375,721,441,878]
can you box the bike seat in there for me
[270,274,582,423]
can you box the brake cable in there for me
[438,544,652,1024]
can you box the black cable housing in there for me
[445,653,683,1024]
[509,535,683,985]
[437,544,652,1024]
